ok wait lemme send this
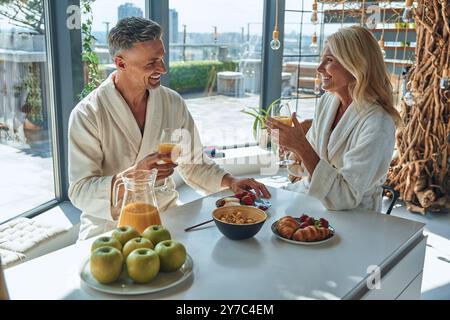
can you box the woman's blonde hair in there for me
[326,25,402,126]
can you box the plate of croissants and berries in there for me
[216,191,271,211]
[271,214,335,245]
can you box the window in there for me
[0,0,55,223]
[282,0,322,121]
[168,0,264,148]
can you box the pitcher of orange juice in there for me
[112,169,162,233]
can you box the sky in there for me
[90,0,316,34]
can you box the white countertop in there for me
[4,187,425,300]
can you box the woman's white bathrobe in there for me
[68,74,227,240]
[286,93,396,212]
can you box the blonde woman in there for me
[266,25,401,212]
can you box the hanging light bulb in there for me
[440,69,450,90]
[311,1,318,25]
[402,0,414,23]
[270,26,281,51]
[270,30,281,50]
[403,91,415,106]
[314,74,321,95]
[270,0,281,50]
[310,32,319,54]
[378,36,386,59]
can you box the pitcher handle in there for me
[112,177,124,208]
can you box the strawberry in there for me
[246,192,257,201]
[234,193,246,200]
[307,217,316,226]
[299,222,309,229]
[320,218,329,228]
[258,205,268,211]
[299,214,309,223]
[241,195,254,206]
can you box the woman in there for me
[266,25,401,212]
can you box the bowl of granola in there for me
[212,206,267,240]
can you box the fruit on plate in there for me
[126,248,160,283]
[217,191,270,210]
[91,236,122,253]
[154,240,187,272]
[142,225,171,246]
[111,225,140,246]
[122,237,154,259]
[90,246,123,284]
[276,215,333,242]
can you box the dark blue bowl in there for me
[212,206,267,240]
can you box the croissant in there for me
[292,226,332,242]
[276,224,296,239]
[278,216,299,230]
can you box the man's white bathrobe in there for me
[68,74,227,240]
[286,93,396,212]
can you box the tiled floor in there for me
[178,172,450,300]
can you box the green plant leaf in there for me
[240,110,260,118]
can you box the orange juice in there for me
[158,143,181,163]
[273,116,293,127]
[118,202,161,233]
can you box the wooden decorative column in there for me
[386,0,450,214]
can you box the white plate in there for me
[271,221,335,245]
[79,254,193,295]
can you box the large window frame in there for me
[7,0,286,222]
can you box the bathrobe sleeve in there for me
[176,99,228,194]
[308,112,395,211]
[68,100,114,222]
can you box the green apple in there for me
[154,240,187,272]
[90,246,123,284]
[122,237,154,259]
[91,236,122,253]
[126,248,160,284]
[142,225,171,246]
[111,225,140,246]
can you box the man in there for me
[68,17,270,240]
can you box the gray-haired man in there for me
[68,17,270,240]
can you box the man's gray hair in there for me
[108,17,163,57]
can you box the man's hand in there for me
[133,152,177,181]
[221,174,271,199]
[111,152,178,216]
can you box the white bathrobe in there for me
[68,74,227,240]
[285,93,396,212]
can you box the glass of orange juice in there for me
[271,103,295,166]
[157,128,182,192]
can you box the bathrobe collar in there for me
[98,74,164,162]
[324,94,362,161]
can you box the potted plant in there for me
[240,98,280,149]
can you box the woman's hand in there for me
[266,114,320,176]
[266,112,307,153]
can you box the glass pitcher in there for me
[113,169,162,234]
